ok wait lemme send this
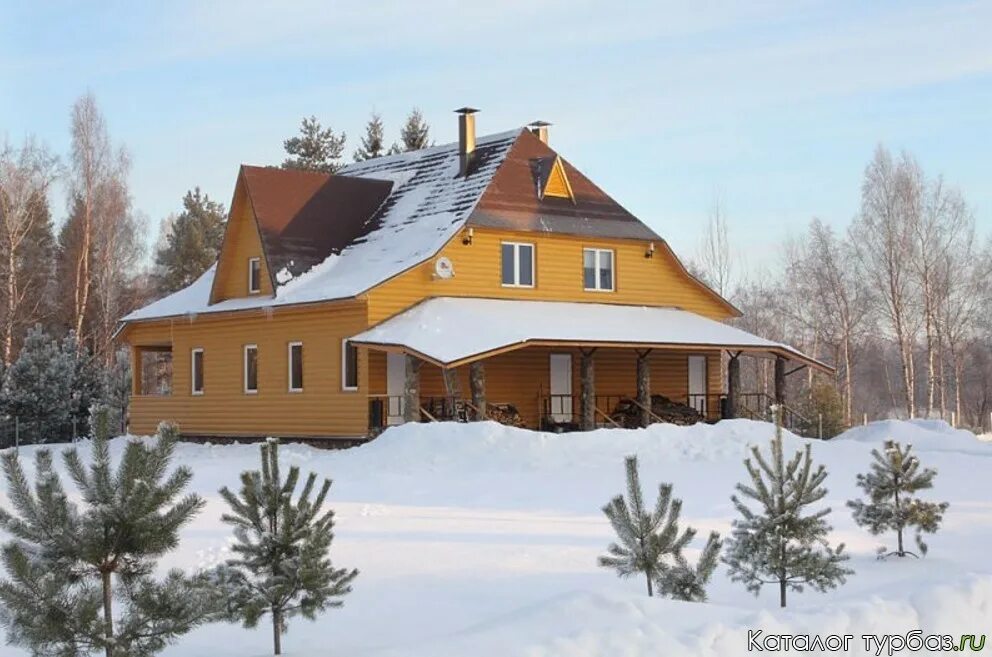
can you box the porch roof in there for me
[349,297,832,372]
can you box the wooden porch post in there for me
[470,361,486,421]
[726,352,740,419]
[636,349,652,428]
[403,354,422,423]
[580,349,596,431]
[774,356,786,407]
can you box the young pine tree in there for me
[723,409,852,607]
[353,112,386,161]
[217,439,358,655]
[847,440,948,558]
[598,455,721,600]
[282,116,346,173]
[0,421,210,657]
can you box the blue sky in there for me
[2,1,990,269]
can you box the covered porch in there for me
[351,297,830,435]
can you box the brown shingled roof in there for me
[241,166,394,282]
[469,129,662,241]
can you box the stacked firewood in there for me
[486,403,525,428]
[609,395,703,428]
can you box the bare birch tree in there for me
[788,219,873,424]
[67,93,130,351]
[698,195,734,298]
[0,138,60,365]
[850,146,920,418]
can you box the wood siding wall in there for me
[127,301,369,438]
[367,227,732,324]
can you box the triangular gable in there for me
[209,170,274,304]
[541,156,574,201]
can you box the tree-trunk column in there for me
[774,356,786,407]
[636,350,652,428]
[726,353,740,419]
[580,349,596,431]
[403,354,422,423]
[442,366,460,419]
[470,361,486,421]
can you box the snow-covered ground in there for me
[3,419,992,656]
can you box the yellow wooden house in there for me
[120,109,826,440]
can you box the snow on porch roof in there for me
[349,297,832,372]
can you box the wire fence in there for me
[0,415,116,450]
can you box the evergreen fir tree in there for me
[63,330,104,439]
[0,422,211,656]
[598,455,720,600]
[723,408,852,607]
[154,188,226,295]
[102,347,132,436]
[847,440,948,557]
[282,116,346,173]
[352,112,386,161]
[399,107,430,151]
[216,439,358,655]
[0,324,74,442]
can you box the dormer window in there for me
[248,257,261,294]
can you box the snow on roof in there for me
[349,297,830,370]
[123,130,522,322]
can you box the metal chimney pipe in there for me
[455,107,479,176]
[528,120,551,144]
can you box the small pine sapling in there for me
[847,440,948,558]
[0,422,210,657]
[723,408,852,607]
[598,455,721,601]
[217,439,358,655]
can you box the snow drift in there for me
[1,418,990,656]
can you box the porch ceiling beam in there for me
[351,339,834,375]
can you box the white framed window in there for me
[501,242,535,287]
[288,342,303,392]
[191,348,204,395]
[341,339,358,391]
[248,257,261,294]
[244,344,258,394]
[583,248,615,292]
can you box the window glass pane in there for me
[600,250,613,290]
[518,245,534,286]
[583,250,596,289]
[501,243,515,285]
[249,259,260,292]
[246,347,258,391]
[192,351,203,393]
[344,341,358,388]
[290,344,303,390]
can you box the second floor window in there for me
[191,348,204,395]
[248,257,261,294]
[244,344,258,393]
[288,342,303,392]
[583,248,614,291]
[501,242,534,287]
